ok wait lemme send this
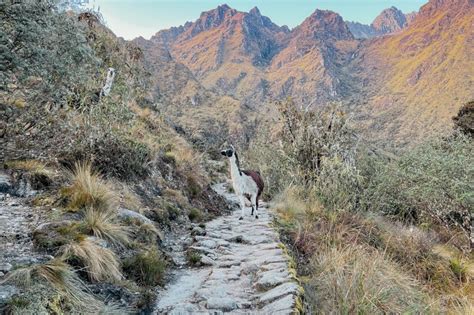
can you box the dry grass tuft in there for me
[60,238,122,283]
[64,161,116,212]
[307,246,432,314]
[81,207,130,248]
[1,258,102,312]
[5,159,53,177]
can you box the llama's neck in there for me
[229,155,241,181]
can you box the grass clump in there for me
[80,207,130,248]
[186,250,202,266]
[273,188,470,313]
[63,161,116,212]
[122,249,166,286]
[449,258,468,282]
[60,238,122,283]
[1,259,102,313]
[308,246,431,314]
[5,160,53,177]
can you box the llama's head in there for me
[220,145,235,158]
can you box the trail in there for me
[154,183,301,314]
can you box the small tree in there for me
[453,100,474,137]
[278,99,357,184]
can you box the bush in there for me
[188,208,203,222]
[453,100,474,137]
[122,249,166,286]
[0,1,97,100]
[245,100,359,204]
[361,134,473,246]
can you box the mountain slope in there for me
[136,0,473,149]
[353,0,474,146]
[268,9,358,104]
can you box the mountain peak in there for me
[298,9,353,41]
[249,6,261,16]
[372,6,407,33]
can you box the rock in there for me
[260,294,296,313]
[191,226,206,236]
[0,263,12,273]
[200,256,216,266]
[117,208,153,225]
[255,270,290,291]
[258,282,299,305]
[227,235,247,243]
[206,297,238,311]
[199,239,217,249]
[0,285,18,303]
[240,262,259,275]
[0,272,4,277]
[0,173,12,193]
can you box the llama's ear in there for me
[230,144,235,151]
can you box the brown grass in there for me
[1,258,102,312]
[64,161,116,212]
[307,246,431,314]
[60,238,122,282]
[81,207,130,248]
[273,187,471,313]
[5,159,53,177]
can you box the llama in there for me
[221,145,264,220]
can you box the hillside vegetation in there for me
[1,2,226,313]
[243,99,473,313]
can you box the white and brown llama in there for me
[221,145,264,220]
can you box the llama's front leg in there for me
[252,194,259,219]
[238,195,246,220]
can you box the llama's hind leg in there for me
[252,194,259,219]
[238,195,246,220]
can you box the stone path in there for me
[0,172,49,272]
[0,172,50,302]
[154,183,301,314]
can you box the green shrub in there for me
[188,208,203,222]
[123,249,166,286]
[361,134,473,240]
[68,134,151,181]
[185,250,202,266]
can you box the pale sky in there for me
[86,0,427,40]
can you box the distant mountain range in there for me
[134,0,474,148]
[346,6,417,39]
